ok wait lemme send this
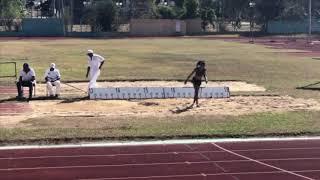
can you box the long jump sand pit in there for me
[2,81,320,128]
[35,81,266,96]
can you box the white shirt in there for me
[88,54,105,72]
[19,68,36,81]
[44,68,61,82]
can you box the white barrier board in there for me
[89,87,230,100]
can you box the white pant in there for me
[89,69,100,89]
[47,81,61,96]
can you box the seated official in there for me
[44,63,61,98]
[16,63,36,100]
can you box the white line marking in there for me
[184,144,240,180]
[79,170,320,180]
[212,143,315,180]
[78,174,203,180]
[3,146,320,160]
[236,147,320,152]
[2,136,320,150]
[3,161,199,171]
[2,157,320,171]
[184,144,210,161]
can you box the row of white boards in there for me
[89,87,230,100]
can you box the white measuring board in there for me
[89,87,230,100]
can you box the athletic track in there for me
[1,139,320,180]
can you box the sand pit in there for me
[2,95,320,127]
[2,81,320,128]
[35,81,266,97]
[29,96,320,118]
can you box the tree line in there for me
[1,0,320,32]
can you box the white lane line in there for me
[235,147,320,152]
[79,170,320,180]
[212,143,315,180]
[1,157,319,170]
[78,174,204,180]
[1,160,265,171]
[184,144,210,161]
[184,144,240,180]
[2,136,320,150]
[0,151,204,160]
[3,146,320,160]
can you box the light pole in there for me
[115,2,123,31]
[308,0,312,44]
[249,1,256,43]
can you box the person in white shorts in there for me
[85,49,105,89]
[44,63,61,98]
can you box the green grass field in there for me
[1,111,320,144]
[1,37,320,144]
[1,38,319,99]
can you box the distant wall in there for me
[130,19,187,36]
[0,18,64,37]
[268,19,320,34]
[22,18,64,36]
[185,18,203,35]
[0,18,204,37]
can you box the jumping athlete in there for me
[184,60,208,107]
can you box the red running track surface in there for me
[0,103,31,115]
[1,139,320,180]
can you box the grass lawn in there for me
[1,37,320,144]
[1,110,320,144]
[0,38,319,99]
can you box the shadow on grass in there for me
[297,81,320,91]
[170,105,194,114]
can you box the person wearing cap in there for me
[85,49,105,89]
[16,63,36,100]
[44,63,61,98]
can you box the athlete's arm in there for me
[185,69,195,84]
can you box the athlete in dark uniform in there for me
[184,61,208,107]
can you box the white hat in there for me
[50,63,56,68]
[88,49,94,54]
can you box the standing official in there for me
[44,63,61,98]
[86,49,105,89]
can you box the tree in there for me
[200,0,217,30]
[255,0,283,32]
[183,0,199,19]
[153,0,185,19]
[83,0,117,32]
[155,5,178,19]
[279,0,307,21]
[38,0,54,17]
[0,0,25,31]
[173,0,185,7]
[72,0,86,24]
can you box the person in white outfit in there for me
[85,49,105,89]
[44,63,61,98]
